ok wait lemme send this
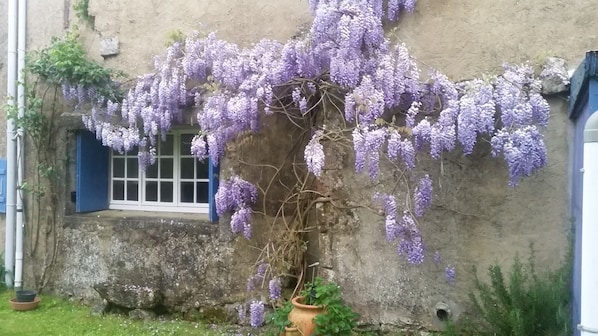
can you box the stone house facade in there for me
[1,0,597,331]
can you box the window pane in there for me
[146,181,158,201]
[127,158,139,178]
[197,182,209,203]
[160,135,174,155]
[180,134,194,155]
[146,162,158,178]
[161,182,173,202]
[113,181,124,200]
[180,182,194,203]
[113,158,125,178]
[197,161,209,179]
[127,181,139,201]
[160,158,173,178]
[180,158,195,179]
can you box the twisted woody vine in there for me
[53,0,557,327]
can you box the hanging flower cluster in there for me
[68,0,551,268]
[215,176,258,239]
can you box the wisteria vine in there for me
[61,0,554,313]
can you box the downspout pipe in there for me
[4,0,18,289]
[579,111,598,335]
[15,0,27,290]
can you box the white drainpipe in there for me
[580,111,598,335]
[14,0,27,290]
[4,0,18,289]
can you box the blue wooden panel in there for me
[208,161,219,223]
[76,131,109,212]
[569,51,598,118]
[0,158,7,213]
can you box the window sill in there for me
[64,209,217,236]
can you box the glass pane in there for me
[197,161,209,179]
[180,158,195,179]
[160,135,174,155]
[127,158,139,178]
[145,181,158,202]
[146,162,158,178]
[128,147,139,155]
[160,158,173,178]
[180,134,194,155]
[113,181,124,200]
[197,182,209,203]
[160,182,173,202]
[112,149,124,157]
[126,181,138,201]
[180,182,194,203]
[113,158,125,178]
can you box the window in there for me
[75,130,219,221]
[110,131,210,213]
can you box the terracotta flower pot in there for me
[280,326,301,336]
[9,296,41,311]
[288,296,324,336]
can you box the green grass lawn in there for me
[0,290,251,336]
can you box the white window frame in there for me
[109,130,209,214]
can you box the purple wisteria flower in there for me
[237,304,247,323]
[364,128,388,179]
[412,119,431,151]
[433,251,442,263]
[304,131,325,177]
[387,130,402,160]
[215,176,258,238]
[230,208,253,239]
[215,176,258,216]
[490,126,547,186]
[269,278,282,300]
[413,175,432,217]
[256,263,268,278]
[445,265,456,283]
[247,276,256,292]
[397,212,425,264]
[373,193,399,242]
[405,101,421,128]
[249,301,265,327]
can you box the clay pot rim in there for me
[10,296,41,304]
[291,296,323,310]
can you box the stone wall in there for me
[58,211,255,316]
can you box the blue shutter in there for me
[0,158,7,213]
[208,161,219,223]
[76,131,109,212]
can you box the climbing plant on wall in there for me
[5,29,122,291]
[55,0,554,324]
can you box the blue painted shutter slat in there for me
[208,161,219,223]
[0,159,7,213]
[76,131,109,212]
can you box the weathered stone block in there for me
[100,37,119,57]
[129,308,157,320]
[540,57,569,95]
[93,281,162,309]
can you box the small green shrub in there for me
[266,300,293,333]
[301,277,359,336]
[469,248,571,336]
[73,0,91,22]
